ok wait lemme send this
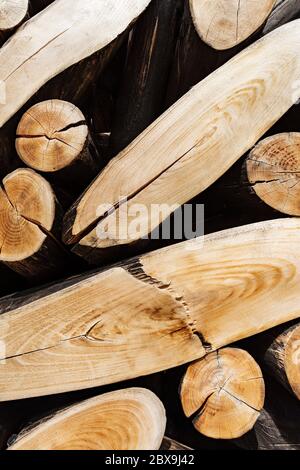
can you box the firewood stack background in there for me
[1,0,300,451]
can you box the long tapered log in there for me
[16,100,101,193]
[189,0,275,51]
[62,22,300,263]
[180,348,265,440]
[246,133,300,216]
[8,389,166,450]
[0,168,70,282]
[2,219,300,400]
[0,0,151,128]
[236,379,300,450]
[160,437,193,451]
[110,0,183,155]
[264,0,300,34]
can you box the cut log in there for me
[246,133,300,216]
[62,21,300,263]
[264,0,300,34]
[189,0,275,50]
[180,348,265,440]
[0,0,28,31]
[8,388,166,450]
[236,378,300,450]
[16,100,101,192]
[0,0,151,128]
[2,218,300,400]
[110,0,183,154]
[0,168,69,282]
[160,437,193,451]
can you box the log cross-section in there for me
[1,219,300,401]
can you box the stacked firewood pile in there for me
[1,0,300,451]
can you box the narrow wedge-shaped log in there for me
[160,437,193,451]
[110,0,183,154]
[16,100,101,192]
[8,389,166,450]
[264,0,300,34]
[189,0,275,50]
[180,348,265,440]
[0,168,68,282]
[0,0,151,128]
[62,22,300,263]
[2,219,300,400]
[246,133,300,216]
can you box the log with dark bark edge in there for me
[264,0,300,34]
[62,22,300,264]
[0,0,151,129]
[180,348,265,440]
[246,133,300,216]
[160,437,193,451]
[16,100,102,193]
[2,218,300,400]
[0,168,71,283]
[189,0,275,50]
[110,0,184,155]
[8,388,166,450]
[235,378,300,450]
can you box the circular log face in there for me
[247,133,300,216]
[180,348,265,439]
[0,168,55,262]
[9,388,166,450]
[189,0,276,50]
[285,326,300,400]
[0,0,28,30]
[16,100,88,172]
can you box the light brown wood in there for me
[62,21,300,261]
[189,0,276,50]
[0,168,67,281]
[180,348,265,439]
[0,0,151,128]
[247,133,300,216]
[0,0,28,30]
[1,219,300,401]
[8,388,166,450]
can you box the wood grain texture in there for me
[0,0,28,30]
[189,0,275,50]
[8,388,166,450]
[180,348,265,439]
[62,21,300,261]
[1,219,300,400]
[0,0,151,128]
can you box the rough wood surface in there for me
[246,133,300,216]
[0,0,151,128]
[0,0,28,31]
[264,0,300,34]
[62,21,300,262]
[8,388,166,450]
[1,219,300,400]
[189,0,275,50]
[180,348,265,439]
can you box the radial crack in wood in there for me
[8,388,166,450]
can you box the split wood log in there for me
[189,0,275,50]
[160,437,193,451]
[0,168,69,282]
[246,133,300,216]
[0,0,151,128]
[2,218,300,400]
[16,100,101,192]
[62,21,300,263]
[110,0,183,154]
[8,389,166,450]
[264,0,300,34]
[180,348,265,440]
[236,379,300,450]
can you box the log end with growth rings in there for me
[0,0,28,30]
[0,168,55,262]
[8,388,166,450]
[180,348,265,439]
[16,100,88,173]
[247,133,300,216]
